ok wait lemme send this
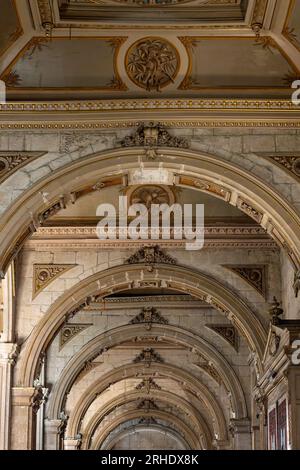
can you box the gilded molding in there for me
[0,152,46,184]
[33,264,77,299]
[223,265,267,298]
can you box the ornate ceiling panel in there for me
[57,0,249,24]
[0,0,23,57]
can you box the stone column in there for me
[10,386,44,449]
[44,419,64,450]
[0,343,18,449]
[230,418,252,450]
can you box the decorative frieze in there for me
[59,323,92,349]
[236,197,263,224]
[206,324,239,352]
[133,348,163,368]
[0,152,45,184]
[223,265,267,298]
[33,264,76,299]
[130,307,168,331]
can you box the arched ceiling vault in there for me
[79,389,213,449]
[92,410,202,450]
[46,322,248,420]
[0,148,299,277]
[16,263,266,388]
[103,424,189,451]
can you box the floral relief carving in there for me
[33,264,76,299]
[130,307,168,330]
[126,38,179,91]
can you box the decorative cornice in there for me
[0,152,46,184]
[206,324,239,352]
[223,265,267,298]
[59,323,92,350]
[133,348,164,367]
[33,264,76,299]
[130,307,168,330]
[1,99,300,130]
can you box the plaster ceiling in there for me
[0,0,299,100]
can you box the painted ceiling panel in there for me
[1,37,126,90]
[0,0,23,57]
[180,37,297,90]
[284,0,300,51]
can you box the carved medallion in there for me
[126,38,179,91]
[223,265,267,298]
[129,185,173,209]
[33,264,76,299]
[60,323,92,349]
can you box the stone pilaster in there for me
[64,436,82,450]
[0,342,18,450]
[230,418,252,450]
[10,385,44,449]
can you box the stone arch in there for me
[80,389,212,450]
[103,424,190,451]
[1,148,299,276]
[62,362,228,441]
[91,409,202,450]
[46,323,248,420]
[16,264,266,388]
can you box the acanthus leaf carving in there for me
[121,122,189,156]
[130,306,168,330]
[126,245,176,267]
[0,152,45,184]
[135,377,162,393]
[133,348,163,367]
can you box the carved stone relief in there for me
[125,38,179,91]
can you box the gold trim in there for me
[178,35,300,91]
[1,120,300,130]
[0,36,128,92]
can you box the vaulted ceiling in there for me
[0,0,300,100]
